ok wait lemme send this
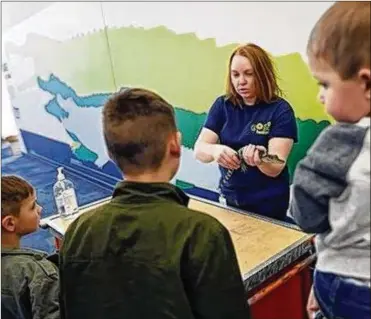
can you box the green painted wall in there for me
[5,25,332,183]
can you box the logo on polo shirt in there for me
[251,121,271,135]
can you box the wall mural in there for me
[3,2,333,194]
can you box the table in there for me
[41,195,315,319]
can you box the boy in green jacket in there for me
[59,88,250,319]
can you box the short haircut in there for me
[226,43,282,105]
[1,175,34,217]
[103,88,177,175]
[307,2,370,79]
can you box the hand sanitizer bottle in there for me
[53,167,79,218]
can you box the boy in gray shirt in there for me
[290,2,370,319]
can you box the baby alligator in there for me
[220,147,285,191]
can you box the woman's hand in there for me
[213,145,241,170]
[242,144,267,167]
[307,286,320,319]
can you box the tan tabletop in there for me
[188,199,312,277]
[41,195,314,292]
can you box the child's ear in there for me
[169,131,181,158]
[1,215,17,232]
[359,68,371,100]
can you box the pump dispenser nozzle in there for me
[57,167,65,181]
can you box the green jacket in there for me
[1,248,60,319]
[60,182,250,319]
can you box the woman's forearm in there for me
[194,141,217,163]
[256,162,286,178]
[256,137,293,178]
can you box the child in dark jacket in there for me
[59,88,250,319]
[1,175,60,319]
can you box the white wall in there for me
[1,74,18,138]
[2,2,53,139]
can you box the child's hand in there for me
[307,286,320,319]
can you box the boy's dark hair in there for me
[103,88,177,175]
[307,2,370,80]
[1,175,34,217]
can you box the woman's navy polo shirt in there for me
[203,95,298,220]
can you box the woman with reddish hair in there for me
[195,43,297,221]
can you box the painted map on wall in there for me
[3,2,333,191]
